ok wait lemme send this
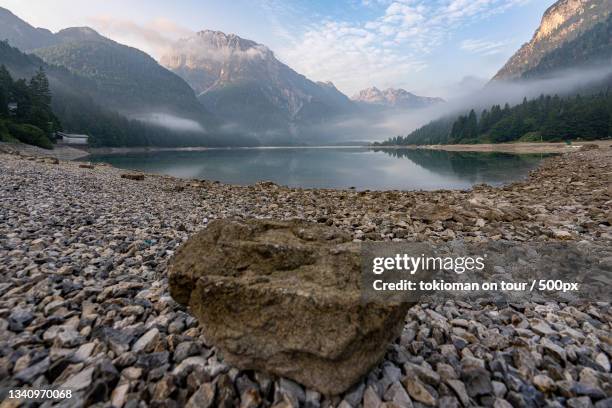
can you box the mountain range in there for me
[2,0,610,147]
[0,7,444,146]
[351,87,444,109]
[391,0,612,146]
[160,30,357,143]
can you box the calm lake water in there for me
[86,148,549,191]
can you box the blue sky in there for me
[0,0,552,97]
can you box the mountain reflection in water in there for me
[86,147,550,191]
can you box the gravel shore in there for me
[0,146,610,407]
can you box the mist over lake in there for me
[86,148,549,191]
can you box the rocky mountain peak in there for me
[351,87,443,109]
[535,0,587,40]
[193,30,267,54]
[160,29,354,139]
[493,0,612,80]
[55,27,107,43]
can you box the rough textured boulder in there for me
[168,219,409,395]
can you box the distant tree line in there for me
[0,64,60,149]
[375,91,612,146]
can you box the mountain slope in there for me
[351,87,444,109]
[0,7,222,145]
[161,30,355,142]
[522,13,612,78]
[0,7,56,51]
[33,27,212,122]
[493,0,612,80]
[0,41,237,147]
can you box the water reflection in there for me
[87,147,549,191]
[374,148,548,185]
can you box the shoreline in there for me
[87,139,612,156]
[373,139,612,154]
[4,139,611,160]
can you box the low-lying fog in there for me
[129,112,206,133]
[319,63,612,143]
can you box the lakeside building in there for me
[56,132,89,145]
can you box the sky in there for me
[0,0,553,98]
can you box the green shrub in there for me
[518,132,543,142]
[0,120,17,142]
[8,123,53,149]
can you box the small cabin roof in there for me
[57,132,89,139]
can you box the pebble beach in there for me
[0,144,610,407]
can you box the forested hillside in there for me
[34,28,213,122]
[0,64,59,148]
[376,91,612,146]
[377,4,612,147]
[0,41,241,147]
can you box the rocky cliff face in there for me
[160,30,355,140]
[493,0,612,80]
[351,87,444,109]
[160,31,274,94]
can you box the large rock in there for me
[168,219,409,395]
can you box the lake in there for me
[86,148,549,191]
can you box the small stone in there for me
[595,398,612,408]
[462,368,493,398]
[567,396,595,408]
[121,173,145,181]
[73,342,96,362]
[595,353,610,372]
[15,357,50,384]
[304,389,321,408]
[174,341,201,363]
[241,388,263,408]
[152,374,176,401]
[187,382,216,408]
[405,362,440,385]
[122,367,142,381]
[111,383,129,408]
[62,366,95,391]
[13,355,31,374]
[343,382,366,407]
[402,377,436,406]
[132,328,159,353]
[530,319,555,336]
[437,363,457,382]
[277,378,305,404]
[571,383,606,400]
[552,229,572,240]
[172,356,207,377]
[9,308,34,331]
[533,374,556,393]
[55,328,83,348]
[541,338,566,363]
[363,385,382,408]
[446,379,470,407]
[492,381,507,398]
[383,382,412,407]
[493,399,514,408]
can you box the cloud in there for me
[460,39,509,55]
[87,15,194,58]
[129,112,205,133]
[276,0,532,95]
